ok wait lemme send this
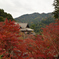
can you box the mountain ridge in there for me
[15,12,53,24]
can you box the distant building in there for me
[15,22,35,35]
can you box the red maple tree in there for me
[0,19,28,59]
[0,19,59,59]
[24,20,59,59]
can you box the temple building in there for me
[15,22,35,35]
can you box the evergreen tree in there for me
[53,0,59,19]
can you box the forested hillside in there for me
[15,13,54,24]
[0,9,14,22]
[15,13,55,33]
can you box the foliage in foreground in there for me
[0,19,59,59]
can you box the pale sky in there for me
[0,0,54,18]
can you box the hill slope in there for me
[15,13,54,24]
[0,9,14,22]
[15,13,55,33]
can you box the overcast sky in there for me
[0,0,54,18]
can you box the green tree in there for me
[30,24,36,29]
[6,13,13,21]
[0,9,14,21]
[0,16,4,22]
[53,0,59,19]
[0,9,4,16]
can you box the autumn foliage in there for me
[0,19,59,59]
[25,21,59,59]
[0,19,28,59]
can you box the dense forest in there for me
[0,9,14,22]
[0,19,59,59]
[15,13,54,24]
[15,13,55,33]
